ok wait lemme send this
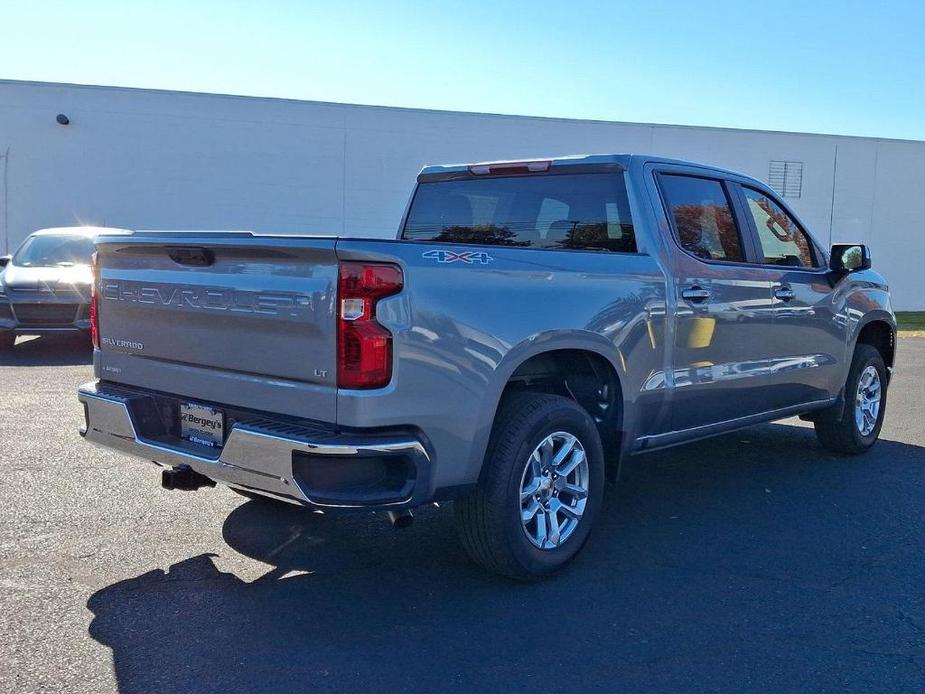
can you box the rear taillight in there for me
[89,251,100,349]
[337,262,403,389]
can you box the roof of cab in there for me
[419,154,632,178]
[418,153,763,187]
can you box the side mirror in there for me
[0,255,10,269]
[830,244,871,273]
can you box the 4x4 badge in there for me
[422,249,494,265]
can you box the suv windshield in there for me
[402,172,636,253]
[13,235,95,268]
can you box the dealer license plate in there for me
[179,402,224,448]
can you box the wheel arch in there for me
[807,312,897,425]
[471,333,627,481]
[852,313,896,372]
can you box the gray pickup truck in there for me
[78,154,896,579]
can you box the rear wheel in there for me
[455,392,605,580]
[814,344,887,454]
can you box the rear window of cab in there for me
[401,173,636,253]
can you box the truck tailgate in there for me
[95,232,338,422]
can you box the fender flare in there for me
[819,309,897,422]
[850,310,897,368]
[467,330,626,475]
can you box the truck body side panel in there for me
[335,238,669,491]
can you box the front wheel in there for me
[455,392,605,580]
[814,344,888,454]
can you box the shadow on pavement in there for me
[0,334,92,366]
[87,423,925,693]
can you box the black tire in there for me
[814,344,888,454]
[455,392,605,580]
[0,332,14,351]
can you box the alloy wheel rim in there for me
[519,431,589,550]
[855,365,882,437]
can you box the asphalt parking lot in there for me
[1,336,923,693]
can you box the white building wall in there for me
[0,80,922,308]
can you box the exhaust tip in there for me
[386,510,414,529]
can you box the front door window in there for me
[741,187,817,267]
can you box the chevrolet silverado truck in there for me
[78,154,896,579]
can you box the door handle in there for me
[774,286,795,302]
[681,286,711,303]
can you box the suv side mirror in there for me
[0,255,10,269]
[830,244,871,273]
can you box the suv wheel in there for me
[455,392,605,580]
[814,344,888,454]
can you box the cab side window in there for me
[742,187,817,267]
[658,174,745,263]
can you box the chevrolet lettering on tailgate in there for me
[101,280,314,317]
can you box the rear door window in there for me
[741,187,817,267]
[402,173,636,253]
[658,174,745,263]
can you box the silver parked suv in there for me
[77,155,896,579]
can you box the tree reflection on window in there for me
[434,224,531,246]
[659,175,744,263]
[672,202,742,261]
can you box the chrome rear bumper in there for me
[78,381,430,509]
